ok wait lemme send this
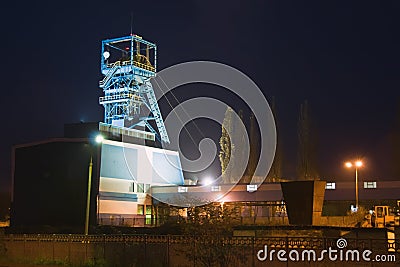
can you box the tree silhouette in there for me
[390,98,400,178]
[244,112,258,181]
[219,107,248,184]
[266,97,283,182]
[297,100,319,180]
[219,107,234,183]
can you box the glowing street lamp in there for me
[345,160,363,211]
[85,134,104,235]
[202,177,214,186]
[95,134,104,143]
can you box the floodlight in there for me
[103,51,110,59]
[95,134,104,143]
[203,177,214,186]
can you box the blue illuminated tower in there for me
[99,34,169,144]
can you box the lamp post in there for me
[84,134,104,235]
[345,160,363,211]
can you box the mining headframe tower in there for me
[98,34,169,144]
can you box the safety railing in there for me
[106,60,155,72]
[99,93,141,103]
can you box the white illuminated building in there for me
[98,139,184,226]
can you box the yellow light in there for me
[345,162,352,168]
[355,161,363,167]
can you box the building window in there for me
[247,184,257,192]
[211,185,221,192]
[364,181,377,189]
[137,183,144,193]
[178,186,188,193]
[145,205,152,225]
[137,205,144,215]
[325,182,336,190]
[145,184,150,193]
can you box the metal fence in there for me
[1,233,399,267]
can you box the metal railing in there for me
[106,60,155,72]
[98,93,141,104]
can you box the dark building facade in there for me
[10,122,184,232]
[11,138,100,232]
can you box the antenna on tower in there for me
[130,12,134,36]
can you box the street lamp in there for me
[95,134,104,143]
[84,134,104,235]
[345,160,363,211]
[202,177,214,186]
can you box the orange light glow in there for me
[355,161,363,167]
[345,162,352,168]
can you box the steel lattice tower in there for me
[98,34,169,144]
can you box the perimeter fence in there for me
[1,233,399,266]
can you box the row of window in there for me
[137,204,152,225]
[173,182,381,193]
[99,122,155,141]
[178,185,259,193]
[325,181,377,190]
[130,183,151,193]
[137,204,152,215]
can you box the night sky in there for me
[1,1,400,194]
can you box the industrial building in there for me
[9,33,400,232]
[10,34,185,232]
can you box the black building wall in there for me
[11,139,100,233]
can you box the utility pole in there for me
[84,156,93,235]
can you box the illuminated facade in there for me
[98,139,184,226]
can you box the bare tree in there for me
[266,97,283,182]
[390,98,400,178]
[240,112,259,182]
[297,100,319,180]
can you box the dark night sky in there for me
[1,1,400,194]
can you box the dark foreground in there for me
[0,230,399,267]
